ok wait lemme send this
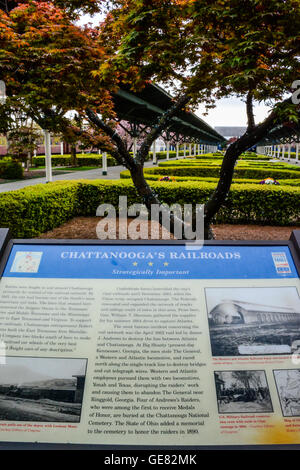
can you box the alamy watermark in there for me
[0,80,6,104]
[95,196,204,247]
[292,80,300,104]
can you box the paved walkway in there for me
[0,157,178,193]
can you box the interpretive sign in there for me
[0,230,300,449]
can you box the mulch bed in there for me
[37,216,299,240]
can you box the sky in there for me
[205,287,300,313]
[197,98,271,128]
[77,14,271,129]
[0,357,87,382]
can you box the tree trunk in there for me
[70,144,77,166]
[130,163,191,240]
[26,151,31,171]
[86,96,289,240]
[204,141,246,235]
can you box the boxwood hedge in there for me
[0,179,299,238]
[119,170,300,186]
[157,159,300,171]
[0,160,24,179]
[194,154,272,161]
[32,154,118,167]
[145,165,300,180]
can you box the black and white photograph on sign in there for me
[214,370,273,414]
[0,356,87,422]
[205,287,300,356]
[273,369,300,417]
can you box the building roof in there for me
[112,83,225,144]
[222,299,297,313]
[258,119,300,145]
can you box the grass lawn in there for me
[63,166,99,171]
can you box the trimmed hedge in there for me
[0,160,24,179]
[157,159,300,171]
[32,154,118,167]
[33,155,71,166]
[0,179,299,238]
[33,151,272,167]
[194,154,272,161]
[145,165,300,180]
[0,181,80,237]
[119,170,300,187]
[245,161,300,171]
[240,154,272,161]
[76,155,118,167]
[283,152,299,159]
[145,151,188,161]
[32,151,189,167]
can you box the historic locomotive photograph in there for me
[205,287,300,356]
[214,370,273,413]
[0,356,87,422]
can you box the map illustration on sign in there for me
[10,252,43,273]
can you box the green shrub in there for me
[283,152,299,159]
[0,160,24,179]
[76,155,118,167]
[158,159,300,171]
[0,181,81,237]
[0,179,299,238]
[242,154,272,161]
[145,165,300,180]
[194,153,272,161]
[32,154,118,167]
[33,155,72,167]
[119,170,300,187]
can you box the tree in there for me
[231,371,252,391]
[0,99,41,168]
[94,0,300,237]
[1,0,299,238]
[0,1,109,133]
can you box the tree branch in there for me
[85,108,137,171]
[246,91,255,132]
[204,96,293,229]
[137,93,191,165]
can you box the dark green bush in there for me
[32,154,118,167]
[283,152,299,159]
[33,155,72,166]
[0,160,24,179]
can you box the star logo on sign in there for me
[148,262,154,266]
[132,262,138,266]
[163,262,169,266]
